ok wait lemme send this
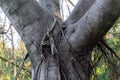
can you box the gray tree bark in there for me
[0,0,120,80]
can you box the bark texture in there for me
[0,0,120,80]
[65,0,96,25]
[38,0,62,19]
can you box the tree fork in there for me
[1,0,120,80]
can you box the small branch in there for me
[100,39,120,61]
[65,0,71,14]
[15,53,29,80]
[67,0,74,7]
[4,23,12,34]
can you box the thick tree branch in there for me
[66,0,120,51]
[1,0,120,80]
[0,0,54,62]
[0,0,62,80]
[65,0,95,25]
[38,0,62,20]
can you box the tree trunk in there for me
[0,0,120,80]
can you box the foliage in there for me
[0,40,31,80]
[91,18,120,80]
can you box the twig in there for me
[14,53,29,80]
[65,0,71,14]
[67,0,74,7]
